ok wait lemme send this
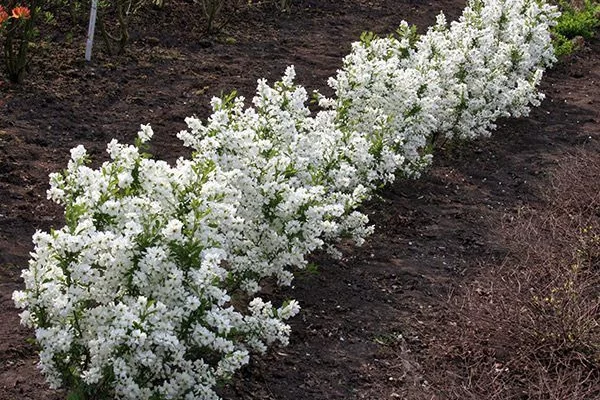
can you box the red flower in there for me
[11,6,30,20]
[0,6,9,24]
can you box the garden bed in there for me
[1,1,598,399]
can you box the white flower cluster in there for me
[13,0,557,398]
[178,68,376,292]
[13,129,300,399]
[329,0,558,170]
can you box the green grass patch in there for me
[553,1,600,56]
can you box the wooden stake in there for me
[85,0,98,62]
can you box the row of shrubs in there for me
[11,0,564,399]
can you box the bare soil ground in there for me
[0,1,598,399]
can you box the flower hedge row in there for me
[13,0,558,399]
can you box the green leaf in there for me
[67,389,85,400]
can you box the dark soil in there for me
[1,1,599,399]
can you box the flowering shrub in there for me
[328,0,558,158]
[13,0,558,399]
[13,128,300,399]
[0,2,34,83]
[411,0,558,140]
[178,68,375,293]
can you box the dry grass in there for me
[420,149,600,399]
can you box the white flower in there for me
[137,124,154,143]
[161,219,184,242]
[70,145,87,162]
